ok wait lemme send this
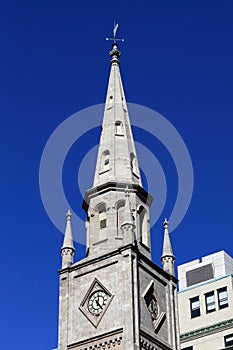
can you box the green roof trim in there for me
[180,318,233,341]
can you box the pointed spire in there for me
[82,26,153,257]
[93,34,141,188]
[61,210,75,268]
[161,219,175,275]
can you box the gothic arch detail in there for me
[138,205,150,247]
[94,203,107,240]
[116,200,125,235]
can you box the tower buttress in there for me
[61,210,75,268]
[161,219,175,275]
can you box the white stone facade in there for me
[58,245,180,350]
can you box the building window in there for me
[190,296,200,318]
[100,218,106,229]
[218,287,228,309]
[225,334,233,347]
[115,121,124,135]
[181,347,193,350]
[100,150,110,173]
[99,209,107,230]
[205,291,216,313]
[95,203,107,240]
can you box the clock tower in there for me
[58,38,180,350]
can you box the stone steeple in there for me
[61,210,75,268]
[83,42,153,256]
[58,29,180,350]
[161,219,175,275]
[93,43,141,187]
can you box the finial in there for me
[66,209,72,221]
[105,22,124,64]
[163,218,169,229]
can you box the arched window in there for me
[95,203,107,240]
[115,121,124,136]
[116,200,125,235]
[138,206,150,247]
[100,150,110,173]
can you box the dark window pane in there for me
[100,219,107,229]
[225,334,233,347]
[205,291,216,313]
[190,296,200,318]
[218,287,228,309]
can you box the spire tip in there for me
[66,209,72,221]
[163,218,169,228]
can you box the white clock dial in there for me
[87,290,108,315]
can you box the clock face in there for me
[87,290,108,315]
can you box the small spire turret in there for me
[161,219,175,275]
[121,189,135,243]
[61,210,75,268]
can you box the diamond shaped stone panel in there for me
[79,278,114,328]
[142,280,166,332]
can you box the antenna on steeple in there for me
[105,21,124,44]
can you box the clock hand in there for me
[96,298,103,309]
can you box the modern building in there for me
[177,250,233,350]
[57,39,180,349]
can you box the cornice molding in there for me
[181,318,233,341]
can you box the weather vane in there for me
[105,21,124,44]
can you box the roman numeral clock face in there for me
[79,278,114,327]
[88,290,108,315]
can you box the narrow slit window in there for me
[99,209,107,230]
[115,121,123,135]
[100,150,110,173]
[100,219,107,229]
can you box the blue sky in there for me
[0,1,232,349]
